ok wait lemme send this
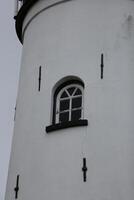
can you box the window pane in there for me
[60,99,69,111]
[59,112,69,122]
[61,91,68,98]
[67,87,75,95]
[71,110,81,121]
[72,97,82,109]
[74,88,82,95]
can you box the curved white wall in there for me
[5,0,134,200]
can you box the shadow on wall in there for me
[122,14,134,39]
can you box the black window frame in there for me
[46,80,88,133]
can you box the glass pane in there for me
[74,88,82,95]
[67,87,75,95]
[72,97,82,108]
[59,112,69,122]
[61,91,68,98]
[60,99,69,111]
[71,110,81,121]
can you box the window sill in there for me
[46,119,88,133]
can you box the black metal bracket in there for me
[100,53,104,79]
[14,175,20,199]
[38,66,42,91]
[82,158,88,182]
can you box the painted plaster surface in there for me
[5,1,134,200]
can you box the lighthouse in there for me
[5,0,134,199]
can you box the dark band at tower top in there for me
[14,0,38,43]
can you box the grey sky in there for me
[0,1,21,200]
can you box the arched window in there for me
[56,84,83,123]
[46,79,88,133]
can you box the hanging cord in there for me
[81,125,88,158]
[81,125,88,182]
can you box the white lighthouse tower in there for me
[5,0,134,199]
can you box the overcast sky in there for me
[0,1,22,200]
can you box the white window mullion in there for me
[56,97,60,123]
[72,88,77,96]
[81,90,84,119]
[69,97,72,121]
